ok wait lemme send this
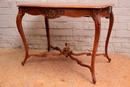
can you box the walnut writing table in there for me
[16,3,114,84]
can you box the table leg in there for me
[105,11,114,62]
[45,17,50,52]
[16,10,29,66]
[91,12,101,84]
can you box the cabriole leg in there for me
[16,9,29,66]
[45,17,50,52]
[105,11,114,62]
[91,11,101,84]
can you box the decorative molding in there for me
[40,9,65,19]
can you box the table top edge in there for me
[17,3,114,9]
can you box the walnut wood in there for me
[17,3,114,9]
[71,51,91,56]
[91,10,101,84]
[105,11,114,62]
[16,9,29,66]
[68,51,91,70]
[44,17,50,51]
[16,3,114,84]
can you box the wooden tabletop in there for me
[17,3,114,9]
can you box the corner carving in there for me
[40,9,65,19]
[91,10,101,18]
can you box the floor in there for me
[0,48,130,87]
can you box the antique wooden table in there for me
[16,3,114,84]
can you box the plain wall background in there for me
[0,0,130,54]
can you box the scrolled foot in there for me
[108,58,111,62]
[92,77,96,84]
[21,61,25,66]
[106,55,111,62]
[105,54,111,62]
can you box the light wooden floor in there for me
[0,48,130,87]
